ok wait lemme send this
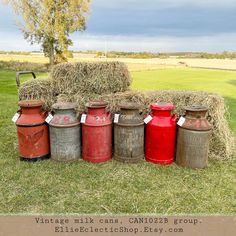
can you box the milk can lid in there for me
[119,102,140,110]
[52,102,76,110]
[86,100,108,108]
[150,102,175,111]
[18,100,44,107]
[184,105,208,112]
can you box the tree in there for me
[5,0,90,65]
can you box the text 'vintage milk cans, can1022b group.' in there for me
[13,100,212,169]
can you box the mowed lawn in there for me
[132,68,236,134]
[0,68,235,214]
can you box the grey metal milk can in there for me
[49,102,81,162]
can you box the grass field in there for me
[0,67,235,214]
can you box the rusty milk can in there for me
[15,100,50,161]
[82,101,112,163]
[114,103,144,163]
[49,102,81,162]
[176,105,212,169]
[145,102,177,165]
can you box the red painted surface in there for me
[145,103,177,165]
[82,101,112,163]
[16,100,50,159]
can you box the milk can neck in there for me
[54,108,74,115]
[152,110,171,117]
[88,107,106,115]
[121,108,139,115]
[186,110,207,119]
[21,106,42,114]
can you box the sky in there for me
[0,0,236,52]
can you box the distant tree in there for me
[5,0,90,65]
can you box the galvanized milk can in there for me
[114,103,144,163]
[15,100,50,161]
[145,102,177,165]
[49,102,81,162]
[176,105,212,169]
[82,101,112,163]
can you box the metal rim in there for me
[49,121,80,128]
[184,105,208,112]
[86,100,108,108]
[150,102,175,111]
[119,102,140,110]
[18,100,44,107]
[52,102,76,110]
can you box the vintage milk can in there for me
[15,100,50,161]
[176,105,212,169]
[145,102,177,165]
[82,101,112,163]
[114,103,144,163]
[49,102,81,162]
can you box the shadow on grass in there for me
[228,79,236,87]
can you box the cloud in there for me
[0,31,235,52]
[0,0,235,52]
[0,32,39,51]
[71,33,236,52]
[92,0,236,9]
[87,6,236,37]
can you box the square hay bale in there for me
[50,61,132,95]
[18,78,56,110]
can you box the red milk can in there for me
[82,101,112,163]
[16,100,50,161]
[145,102,176,165]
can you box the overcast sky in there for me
[0,0,236,52]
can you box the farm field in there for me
[1,53,236,71]
[0,67,235,214]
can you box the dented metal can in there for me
[49,102,81,162]
[16,100,50,161]
[114,103,144,163]
[176,105,212,169]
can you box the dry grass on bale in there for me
[57,91,148,115]
[18,78,56,110]
[50,61,132,95]
[56,90,234,159]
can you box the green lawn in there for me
[132,68,236,134]
[0,68,235,214]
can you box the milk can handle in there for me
[16,71,36,88]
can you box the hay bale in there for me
[18,78,56,110]
[57,91,148,115]
[57,90,234,159]
[51,61,131,95]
